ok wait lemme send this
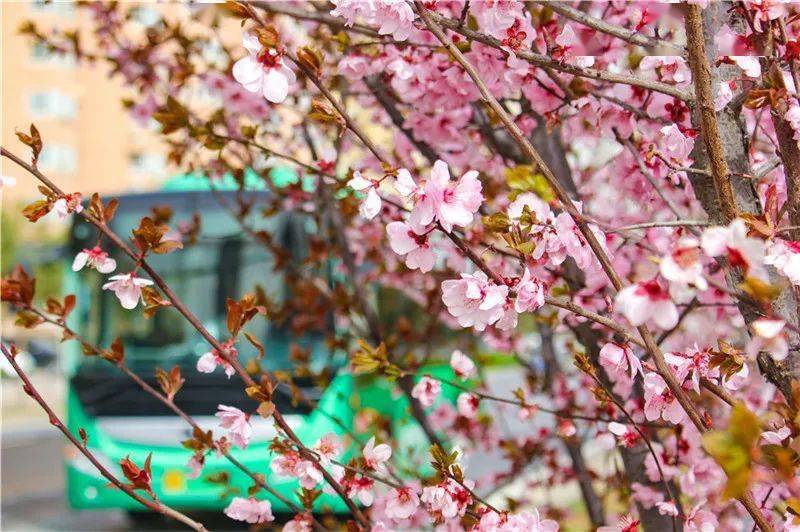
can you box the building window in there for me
[29,91,77,120]
[30,42,76,68]
[30,1,75,16]
[38,145,78,174]
[129,153,166,177]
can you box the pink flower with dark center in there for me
[765,239,800,285]
[224,496,274,524]
[450,350,476,381]
[411,375,441,408]
[215,405,252,449]
[196,341,237,378]
[409,160,483,233]
[608,421,641,448]
[271,451,322,489]
[232,33,295,103]
[386,221,435,272]
[614,279,678,329]
[660,237,707,289]
[514,267,545,313]
[72,246,117,274]
[312,433,341,466]
[701,219,767,280]
[53,193,84,220]
[457,392,480,419]
[441,271,509,331]
[643,372,686,425]
[384,486,420,520]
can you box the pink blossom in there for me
[196,343,236,379]
[313,433,341,466]
[420,478,473,520]
[374,0,415,41]
[747,318,789,361]
[660,237,707,290]
[384,487,420,520]
[186,454,203,479]
[614,279,679,329]
[409,160,483,232]
[597,515,640,532]
[715,80,734,111]
[660,124,694,162]
[102,273,153,309]
[271,451,322,489]
[232,33,295,104]
[514,267,545,313]
[643,372,686,425]
[330,0,374,27]
[283,515,313,532]
[762,425,791,444]
[411,375,441,408]
[386,221,435,272]
[765,239,800,285]
[701,219,767,280]
[72,246,117,274]
[363,436,392,470]
[608,421,641,448]
[224,497,274,524]
[215,404,252,449]
[785,103,800,140]
[599,343,642,381]
[685,503,718,532]
[731,55,761,77]
[450,350,476,380]
[441,271,509,331]
[457,392,479,418]
[348,171,382,220]
[477,508,559,531]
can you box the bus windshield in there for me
[69,191,333,416]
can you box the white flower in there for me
[615,280,679,329]
[450,350,476,381]
[701,219,767,280]
[765,239,800,285]
[72,246,117,274]
[660,237,707,290]
[363,436,391,470]
[102,273,153,309]
[348,171,381,219]
[232,33,295,104]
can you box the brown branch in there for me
[0,343,208,531]
[546,2,685,54]
[684,5,737,224]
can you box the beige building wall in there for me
[1,1,171,208]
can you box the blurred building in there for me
[1,1,171,206]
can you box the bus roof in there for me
[161,166,300,192]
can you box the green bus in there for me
[62,173,458,520]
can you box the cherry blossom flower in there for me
[196,343,237,378]
[102,273,153,309]
[608,422,641,448]
[747,318,789,361]
[186,454,203,479]
[684,503,718,531]
[420,478,474,520]
[701,219,767,280]
[441,271,509,331]
[599,343,642,384]
[457,392,479,419]
[53,193,84,220]
[224,497,274,524]
[330,0,374,27]
[477,508,559,531]
[374,0,415,41]
[271,451,322,489]
[660,124,694,162]
[614,279,679,329]
[363,436,392,471]
[386,221,435,272]
[411,375,441,408]
[232,33,295,104]
[384,487,420,520]
[283,514,313,532]
[761,425,791,444]
[731,56,761,77]
[408,160,483,232]
[715,80,734,111]
[643,372,686,425]
[450,350,476,381]
[72,246,117,274]
[785,102,800,140]
[514,267,545,313]
[348,171,382,219]
[765,239,800,285]
[660,237,707,290]
[215,405,252,449]
[597,515,640,532]
[312,433,341,467]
